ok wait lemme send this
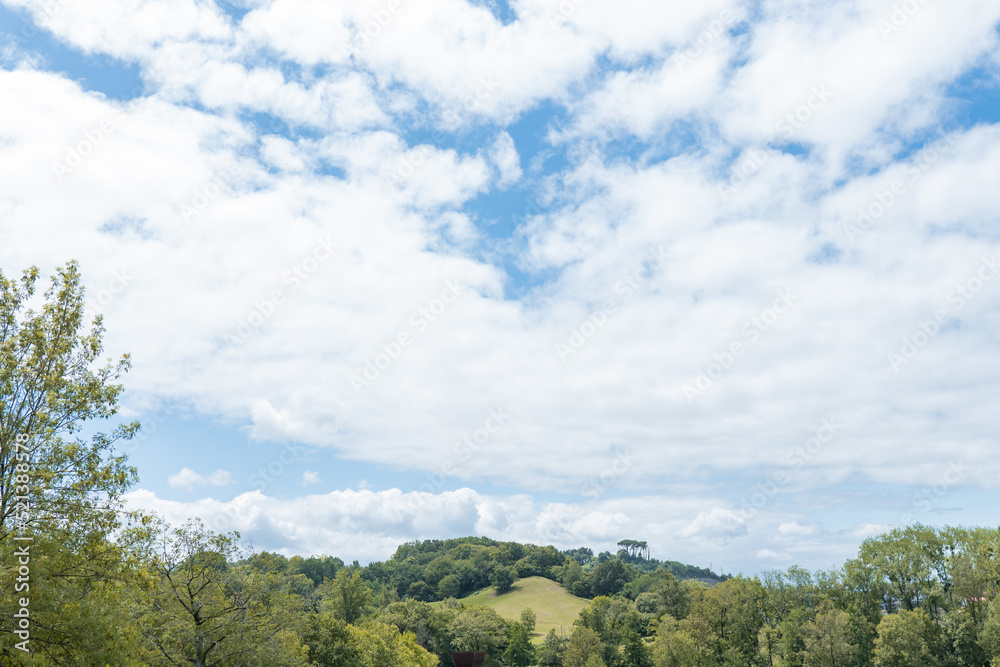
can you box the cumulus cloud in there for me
[167,468,235,492]
[489,131,522,186]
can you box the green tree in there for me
[982,597,1000,664]
[621,628,652,667]
[0,261,153,663]
[855,526,946,615]
[654,615,704,667]
[939,607,986,667]
[538,628,568,666]
[564,626,606,667]
[325,568,371,624]
[377,599,456,665]
[490,564,517,593]
[289,554,344,587]
[802,606,856,667]
[408,580,435,602]
[450,606,509,655]
[137,518,308,667]
[347,621,439,667]
[520,607,537,633]
[562,558,587,592]
[758,624,781,667]
[504,622,536,667]
[437,573,461,599]
[302,612,359,667]
[872,608,941,667]
[590,559,632,597]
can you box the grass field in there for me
[440,576,589,643]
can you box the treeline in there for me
[6,519,1000,665]
[351,536,723,605]
[216,524,1000,667]
[0,515,713,665]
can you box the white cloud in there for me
[301,471,322,486]
[778,521,817,536]
[489,131,522,186]
[124,486,765,566]
[167,467,235,492]
[3,0,1000,573]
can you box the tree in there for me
[520,607,537,633]
[577,595,643,665]
[490,564,517,593]
[289,554,344,586]
[538,628,568,667]
[802,606,856,667]
[0,261,152,662]
[590,558,631,597]
[437,573,461,599]
[302,612,360,667]
[408,581,435,602]
[450,606,509,655]
[621,629,652,667]
[982,597,1000,664]
[504,622,536,667]
[617,539,650,560]
[855,526,946,614]
[326,568,372,624]
[562,559,586,593]
[136,518,309,667]
[872,608,941,667]
[564,626,606,667]
[347,621,439,667]
[649,572,690,620]
[654,616,703,667]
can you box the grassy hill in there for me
[438,576,589,642]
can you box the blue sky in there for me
[2,0,999,574]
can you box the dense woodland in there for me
[3,266,1000,666]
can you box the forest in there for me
[2,266,1000,666]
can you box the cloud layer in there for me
[2,0,999,571]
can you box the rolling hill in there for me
[437,576,589,642]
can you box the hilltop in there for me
[434,576,590,642]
